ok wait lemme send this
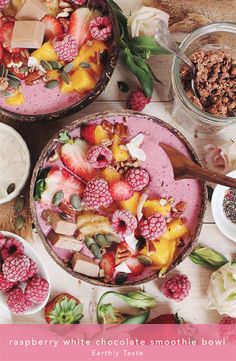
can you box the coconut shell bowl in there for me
[30,111,207,287]
[0,0,119,122]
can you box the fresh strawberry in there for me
[40,167,85,206]
[68,8,95,47]
[99,252,115,281]
[126,256,144,276]
[0,21,14,46]
[60,136,95,181]
[45,293,83,324]
[80,123,96,145]
[42,15,64,41]
[147,313,183,324]
[109,180,133,201]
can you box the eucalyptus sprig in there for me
[108,0,168,97]
[96,290,157,324]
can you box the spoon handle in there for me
[178,163,236,188]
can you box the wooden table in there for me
[2,0,236,325]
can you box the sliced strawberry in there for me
[80,124,96,145]
[126,256,144,276]
[60,138,95,181]
[99,252,115,281]
[109,180,133,201]
[58,18,70,33]
[147,313,183,324]
[68,8,95,47]
[40,167,85,206]
[0,21,14,46]
[42,15,64,41]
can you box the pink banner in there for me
[0,324,236,361]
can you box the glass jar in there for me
[171,23,236,135]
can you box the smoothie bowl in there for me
[0,0,119,122]
[30,112,207,286]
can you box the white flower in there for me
[207,261,236,317]
[128,6,169,38]
[204,142,236,174]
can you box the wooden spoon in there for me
[160,143,236,188]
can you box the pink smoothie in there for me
[34,114,204,282]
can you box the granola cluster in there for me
[180,50,236,117]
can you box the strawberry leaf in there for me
[34,168,50,200]
[57,132,71,144]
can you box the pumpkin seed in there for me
[19,66,29,74]
[8,78,21,89]
[52,190,64,206]
[79,61,91,69]
[95,234,110,247]
[14,196,24,213]
[63,61,74,73]
[105,234,120,244]
[61,70,70,84]
[0,64,5,77]
[15,215,25,230]
[84,236,96,249]
[115,272,128,285]
[137,255,152,266]
[90,243,102,259]
[0,90,12,97]
[117,81,129,93]
[40,60,53,71]
[70,194,81,210]
[48,61,62,70]
[45,80,59,89]
[7,183,15,194]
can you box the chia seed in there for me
[223,188,236,223]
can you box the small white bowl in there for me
[211,170,236,242]
[0,231,50,315]
[0,123,30,205]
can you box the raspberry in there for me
[125,168,150,192]
[219,317,236,343]
[139,213,166,241]
[0,273,18,292]
[1,238,24,260]
[87,145,113,169]
[89,16,113,41]
[0,0,10,10]
[3,254,30,282]
[83,178,113,209]
[54,34,78,62]
[25,276,49,304]
[127,89,151,111]
[220,317,236,324]
[20,259,38,282]
[0,232,6,248]
[161,274,191,302]
[7,287,33,314]
[71,0,86,4]
[112,209,137,236]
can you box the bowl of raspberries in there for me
[0,231,50,315]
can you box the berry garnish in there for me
[0,0,10,10]
[99,252,115,282]
[54,34,78,62]
[109,180,133,201]
[42,15,64,41]
[139,213,166,241]
[127,89,151,111]
[125,168,150,192]
[126,256,144,276]
[220,317,236,324]
[80,124,97,145]
[25,276,49,304]
[0,273,18,292]
[83,178,113,209]
[89,16,113,41]
[7,287,33,314]
[87,145,113,168]
[69,8,93,47]
[44,293,83,324]
[161,274,191,302]
[112,209,137,236]
[3,254,30,282]
[20,259,38,282]
[1,237,24,260]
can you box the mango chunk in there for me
[95,125,109,144]
[70,67,96,93]
[162,219,189,242]
[72,40,108,70]
[102,166,121,184]
[111,134,130,162]
[60,79,74,94]
[142,199,171,218]
[32,41,58,62]
[119,192,141,216]
[5,91,24,106]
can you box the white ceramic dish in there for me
[0,123,30,205]
[211,170,236,242]
[0,231,50,315]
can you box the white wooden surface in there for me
[6,0,236,325]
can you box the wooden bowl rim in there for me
[30,110,208,287]
[0,1,120,123]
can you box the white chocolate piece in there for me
[16,0,47,21]
[43,210,77,236]
[72,253,99,278]
[48,230,83,252]
[11,21,45,49]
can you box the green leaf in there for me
[130,36,170,55]
[189,247,228,269]
[121,310,150,324]
[99,303,116,321]
[57,132,71,144]
[34,168,50,200]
